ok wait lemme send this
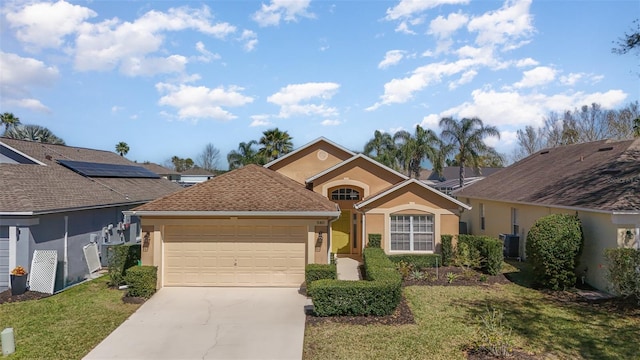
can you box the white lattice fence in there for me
[29,250,57,294]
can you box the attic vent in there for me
[540,150,549,155]
[598,146,614,152]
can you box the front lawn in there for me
[303,262,640,359]
[0,276,141,359]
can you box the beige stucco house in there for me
[455,139,640,292]
[128,137,470,288]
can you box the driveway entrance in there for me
[84,287,307,359]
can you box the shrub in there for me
[446,272,458,284]
[305,264,337,285]
[107,243,141,286]
[308,248,401,316]
[604,248,640,302]
[367,233,382,248]
[124,266,157,299]
[474,308,514,357]
[388,254,442,269]
[525,214,584,290]
[456,235,503,275]
[441,234,454,266]
[396,261,413,279]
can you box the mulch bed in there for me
[465,347,539,360]
[122,296,146,304]
[306,295,415,326]
[0,289,51,304]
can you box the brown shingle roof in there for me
[134,164,339,213]
[1,138,182,213]
[455,139,640,212]
[140,163,179,176]
[180,167,215,176]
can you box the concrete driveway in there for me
[84,287,307,360]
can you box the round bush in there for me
[526,214,583,290]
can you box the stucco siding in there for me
[364,214,385,249]
[269,142,352,184]
[313,158,405,197]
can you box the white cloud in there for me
[120,55,188,77]
[111,106,124,113]
[267,82,340,118]
[378,50,406,69]
[5,0,96,50]
[73,6,235,74]
[485,130,517,148]
[156,83,254,121]
[249,115,272,127]
[428,12,469,38]
[559,72,604,86]
[448,70,477,89]
[321,119,341,126]
[239,30,258,51]
[513,66,556,88]
[515,57,539,67]
[419,114,440,130]
[0,52,58,112]
[386,0,470,21]
[252,0,314,27]
[467,0,534,50]
[194,42,221,62]
[395,21,416,35]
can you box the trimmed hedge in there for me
[124,265,157,299]
[457,235,503,275]
[604,248,640,301]
[441,234,453,266]
[308,248,401,316]
[388,254,442,269]
[107,243,141,286]
[526,214,583,290]
[367,233,382,248]
[305,264,337,285]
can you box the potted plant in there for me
[10,266,28,296]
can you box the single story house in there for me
[421,166,503,196]
[129,137,470,288]
[455,138,640,291]
[0,138,182,291]
[179,167,215,186]
[140,162,181,182]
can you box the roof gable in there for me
[264,137,355,169]
[133,164,339,214]
[306,154,409,183]
[355,179,471,210]
[455,139,640,212]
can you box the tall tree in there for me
[196,143,221,171]
[634,117,640,138]
[363,130,398,169]
[171,156,194,172]
[1,112,20,133]
[115,142,129,156]
[4,124,65,144]
[514,125,545,161]
[227,141,261,169]
[612,19,640,55]
[258,128,293,162]
[439,117,500,188]
[393,125,439,178]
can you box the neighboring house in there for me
[455,139,640,291]
[0,138,182,292]
[179,167,215,186]
[140,163,180,181]
[422,166,503,195]
[128,137,470,289]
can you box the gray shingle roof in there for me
[140,163,179,176]
[454,139,640,212]
[0,138,182,214]
[134,164,339,213]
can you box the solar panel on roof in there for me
[57,160,160,179]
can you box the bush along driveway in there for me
[303,260,640,360]
[0,276,141,359]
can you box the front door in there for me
[331,210,351,254]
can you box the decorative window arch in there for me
[331,188,360,200]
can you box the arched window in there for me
[331,188,360,200]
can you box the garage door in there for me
[163,224,306,287]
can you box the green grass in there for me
[303,262,640,360]
[0,276,141,359]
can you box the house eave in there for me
[455,194,618,214]
[305,154,409,183]
[1,201,150,217]
[124,210,342,218]
[355,179,472,211]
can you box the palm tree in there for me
[4,124,65,145]
[363,130,398,169]
[393,125,440,178]
[258,128,293,162]
[439,117,500,188]
[1,112,21,134]
[115,142,130,156]
[227,141,262,169]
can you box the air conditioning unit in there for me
[499,233,520,258]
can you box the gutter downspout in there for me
[64,216,68,288]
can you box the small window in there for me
[511,208,519,235]
[390,215,434,251]
[480,203,485,231]
[331,188,360,200]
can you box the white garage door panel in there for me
[163,225,306,287]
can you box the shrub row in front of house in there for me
[307,248,401,316]
[388,254,442,269]
[304,263,337,294]
[124,265,157,298]
[457,235,504,275]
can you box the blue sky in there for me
[1,0,638,168]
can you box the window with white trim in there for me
[331,188,360,200]
[390,215,434,251]
[511,208,519,235]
